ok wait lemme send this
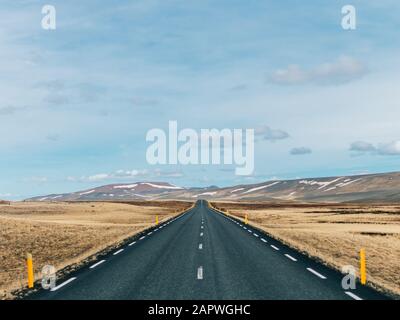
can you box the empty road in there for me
[30,200,388,300]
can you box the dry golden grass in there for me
[211,202,400,298]
[0,201,192,299]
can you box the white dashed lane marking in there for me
[307,268,327,279]
[50,277,77,292]
[200,232,204,237]
[128,241,136,246]
[345,291,363,300]
[261,238,267,243]
[113,249,124,255]
[284,254,297,262]
[253,233,259,237]
[197,266,203,280]
[90,260,106,269]
[199,243,203,250]
[139,236,146,240]
[271,245,280,251]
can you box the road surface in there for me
[30,200,388,300]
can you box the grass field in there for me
[0,200,192,299]
[210,201,400,298]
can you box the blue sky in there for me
[1,0,400,199]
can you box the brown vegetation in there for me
[0,201,192,299]
[210,201,400,298]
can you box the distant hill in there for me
[25,172,400,203]
[26,182,184,202]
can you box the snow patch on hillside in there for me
[79,190,95,196]
[242,182,280,194]
[192,191,217,198]
[299,178,343,190]
[141,183,183,190]
[113,184,138,189]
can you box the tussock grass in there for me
[211,201,400,298]
[0,201,192,299]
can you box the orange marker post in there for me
[360,248,366,285]
[26,253,34,288]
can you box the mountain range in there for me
[25,171,400,203]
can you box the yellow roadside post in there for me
[360,248,366,285]
[26,253,34,288]
[244,214,248,225]
[156,215,159,225]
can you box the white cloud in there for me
[270,56,368,85]
[377,141,400,155]
[350,140,400,155]
[87,173,110,182]
[270,65,308,85]
[290,147,312,155]
[0,193,12,197]
[153,169,184,178]
[0,106,21,115]
[255,126,289,141]
[350,141,376,152]
[114,169,148,178]
[69,168,183,183]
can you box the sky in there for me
[1,0,400,200]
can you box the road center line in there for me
[113,249,124,255]
[307,268,327,279]
[345,291,363,300]
[271,245,280,251]
[50,277,77,292]
[284,254,297,262]
[90,260,106,269]
[197,266,203,280]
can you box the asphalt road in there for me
[30,200,389,300]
